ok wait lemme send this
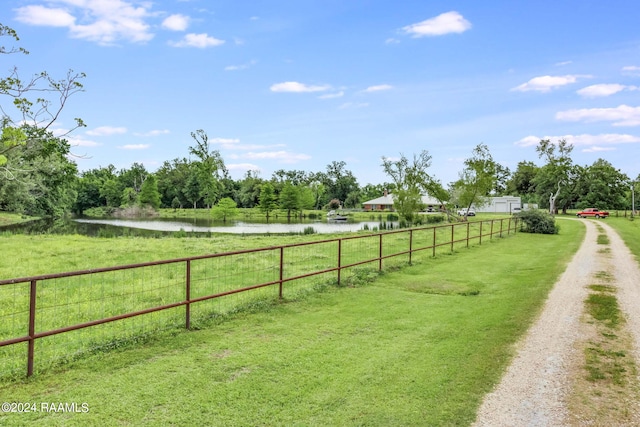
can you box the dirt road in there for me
[473,218,640,426]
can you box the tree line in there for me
[1,24,638,221]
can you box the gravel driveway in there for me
[473,218,640,426]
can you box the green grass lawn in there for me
[603,216,640,261]
[0,219,516,381]
[0,219,584,426]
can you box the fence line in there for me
[0,217,518,378]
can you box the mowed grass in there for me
[0,220,583,426]
[606,216,640,261]
[0,220,515,379]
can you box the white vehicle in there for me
[457,208,476,216]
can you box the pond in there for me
[74,217,388,234]
[2,216,397,236]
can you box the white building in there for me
[473,196,522,213]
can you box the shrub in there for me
[516,210,559,234]
[302,226,316,235]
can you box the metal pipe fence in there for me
[0,217,518,379]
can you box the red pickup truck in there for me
[576,208,609,218]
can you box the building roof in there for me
[362,194,394,205]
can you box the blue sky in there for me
[4,0,640,186]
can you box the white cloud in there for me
[169,33,224,48]
[556,105,640,126]
[515,133,640,148]
[582,146,616,153]
[577,84,628,98]
[622,66,640,76]
[234,151,311,163]
[318,91,344,99]
[385,38,400,45]
[67,136,101,147]
[555,61,573,67]
[339,102,369,109]
[212,137,240,144]
[512,75,590,92]
[15,5,76,27]
[118,144,151,150]
[162,14,189,31]
[402,11,471,37]
[363,84,393,93]
[133,129,170,137]
[513,136,541,147]
[270,82,331,93]
[15,0,157,45]
[227,163,261,172]
[86,126,127,136]
[224,60,257,71]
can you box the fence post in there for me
[337,239,342,285]
[279,247,284,299]
[27,279,37,377]
[508,217,511,235]
[450,224,454,253]
[409,229,413,265]
[432,227,436,257]
[490,220,494,240]
[185,260,191,330]
[500,219,504,237]
[466,222,470,248]
[479,221,483,245]
[379,234,383,271]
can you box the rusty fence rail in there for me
[0,217,519,379]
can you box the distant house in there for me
[362,192,394,211]
[362,191,443,212]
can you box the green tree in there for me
[299,186,316,211]
[171,196,181,211]
[138,175,161,209]
[279,182,300,219]
[100,179,122,207]
[533,139,577,214]
[506,161,539,200]
[189,129,226,208]
[309,180,326,210]
[238,170,263,208]
[73,165,118,214]
[451,144,496,219]
[183,166,202,209]
[381,151,433,225]
[258,182,278,220]
[0,126,78,216]
[121,187,138,207]
[118,162,147,194]
[324,161,359,205]
[156,158,191,208]
[492,163,511,195]
[0,24,84,217]
[576,159,629,210]
[212,197,238,222]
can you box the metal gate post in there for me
[279,247,284,299]
[185,260,191,330]
[378,234,383,271]
[409,229,413,265]
[337,239,342,285]
[27,280,37,377]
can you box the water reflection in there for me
[73,218,386,234]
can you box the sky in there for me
[3,0,640,186]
